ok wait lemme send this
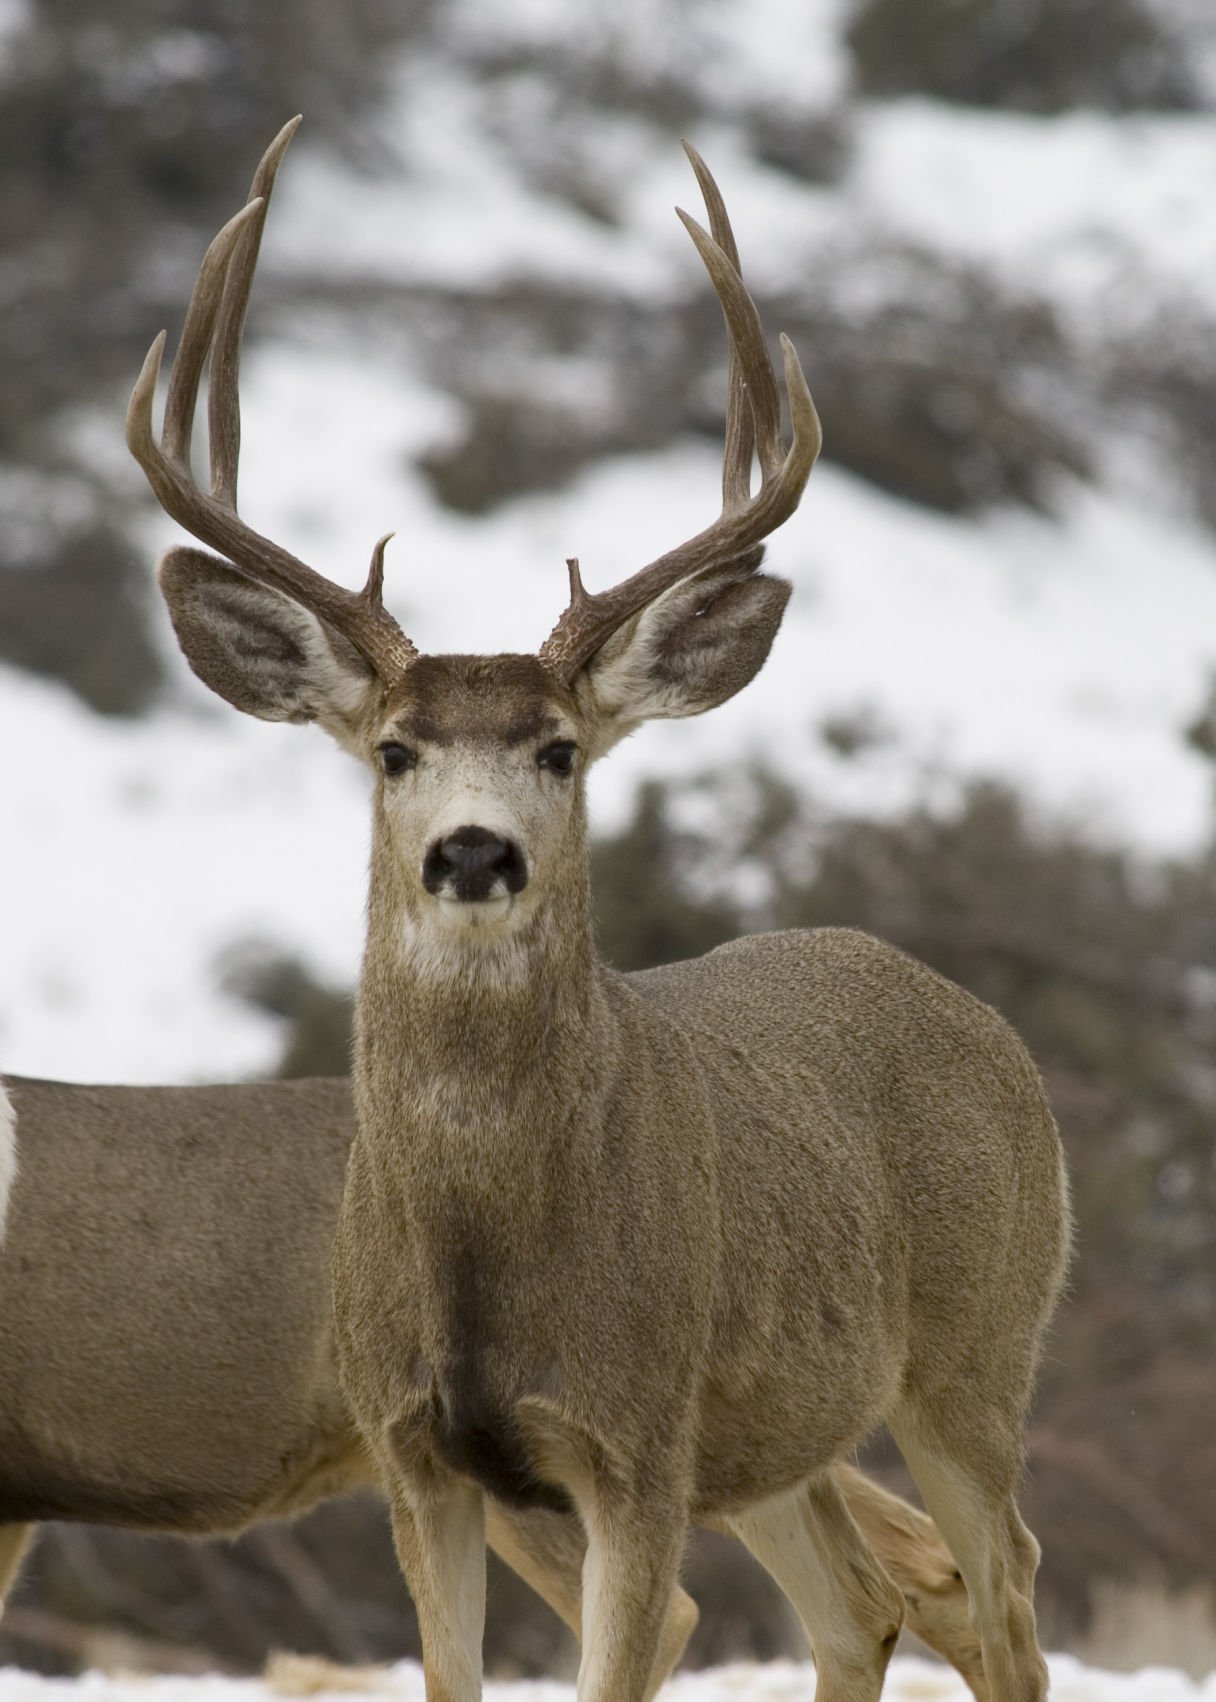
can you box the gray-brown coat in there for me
[0,1073,988,1696]
[128,120,1071,1702]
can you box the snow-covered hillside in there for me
[3,1,1216,1084]
[4,1655,1216,1701]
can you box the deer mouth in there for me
[435,893,515,928]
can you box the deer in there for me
[125,117,1071,1702]
[0,1071,988,1695]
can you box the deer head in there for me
[128,120,820,959]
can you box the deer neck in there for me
[355,810,612,1164]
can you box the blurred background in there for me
[2,0,1216,1683]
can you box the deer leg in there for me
[889,1405,1047,1702]
[837,1464,989,1700]
[0,1523,34,1609]
[485,1501,698,1702]
[643,1583,700,1702]
[387,1474,486,1702]
[574,1492,688,1702]
[729,1473,905,1702]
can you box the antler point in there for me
[364,531,397,608]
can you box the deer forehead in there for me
[376,655,579,750]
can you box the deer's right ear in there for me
[158,547,378,745]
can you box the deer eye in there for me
[538,740,577,777]
[379,742,417,776]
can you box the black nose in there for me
[423,826,528,900]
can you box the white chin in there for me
[435,895,513,930]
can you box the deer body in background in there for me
[0,1081,15,1248]
[128,120,1070,1702]
[0,1072,987,1695]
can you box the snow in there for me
[267,98,672,296]
[440,0,850,113]
[2,1656,1215,1701]
[0,0,30,63]
[0,666,369,1081]
[853,104,1216,318]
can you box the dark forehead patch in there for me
[383,654,573,746]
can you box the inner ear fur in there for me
[653,571,791,711]
[580,558,791,734]
[157,546,377,736]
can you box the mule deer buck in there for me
[0,1072,987,1695]
[126,119,1070,1702]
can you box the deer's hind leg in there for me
[0,1524,34,1609]
[729,1472,905,1702]
[838,1465,989,1700]
[888,1401,1047,1702]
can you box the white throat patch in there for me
[0,1078,17,1246]
[399,904,536,991]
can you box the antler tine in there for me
[677,203,786,486]
[160,200,262,468]
[209,115,301,509]
[682,142,764,510]
[126,119,419,682]
[539,152,820,686]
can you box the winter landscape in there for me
[2,0,1215,1693]
[5,0,1216,1084]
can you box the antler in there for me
[126,117,418,681]
[539,144,821,685]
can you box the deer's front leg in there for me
[485,1501,699,1702]
[388,1471,486,1702]
[577,1488,688,1702]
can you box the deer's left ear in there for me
[575,558,790,748]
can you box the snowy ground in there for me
[3,1656,1216,1702]
[4,7,1216,1085]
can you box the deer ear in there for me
[158,546,378,746]
[576,557,790,747]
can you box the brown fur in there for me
[0,1073,988,1695]
[337,845,1068,1702]
[136,130,1069,1702]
